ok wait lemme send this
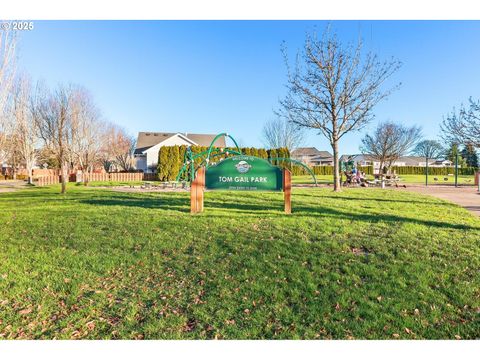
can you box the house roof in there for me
[135,132,226,154]
[291,147,333,158]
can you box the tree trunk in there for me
[60,161,68,194]
[27,165,33,185]
[332,140,341,191]
[12,157,17,180]
[379,161,384,180]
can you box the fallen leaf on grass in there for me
[19,308,32,315]
[392,333,400,338]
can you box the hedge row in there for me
[157,145,290,181]
[390,166,478,175]
[289,165,478,177]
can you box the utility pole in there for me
[425,156,429,186]
[455,153,458,188]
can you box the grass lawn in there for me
[0,186,479,339]
[293,174,476,186]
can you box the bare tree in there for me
[360,121,421,176]
[1,131,21,179]
[277,28,401,191]
[102,124,136,171]
[412,139,444,186]
[69,89,104,183]
[33,84,78,193]
[0,28,16,118]
[262,117,305,150]
[0,28,17,161]
[11,75,38,183]
[441,98,480,148]
[412,140,444,160]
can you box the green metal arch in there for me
[205,133,241,168]
[174,133,317,186]
[176,133,243,182]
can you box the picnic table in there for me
[367,175,404,188]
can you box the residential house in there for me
[291,147,334,166]
[134,132,226,173]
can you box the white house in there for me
[291,147,334,166]
[134,132,226,173]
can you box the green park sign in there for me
[205,155,283,191]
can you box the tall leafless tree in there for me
[11,75,38,183]
[261,117,305,150]
[0,28,17,162]
[360,121,421,176]
[33,83,78,193]
[441,98,480,148]
[69,88,104,183]
[278,28,401,191]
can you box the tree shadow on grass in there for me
[79,193,190,212]
[293,193,456,206]
[294,204,480,231]
[204,199,480,231]
[77,192,480,231]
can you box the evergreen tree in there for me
[169,145,181,181]
[177,145,188,181]
[157,146,170,181]
[461,144,479,168]
[446,143,468,167]
[268,148,278,165]
[258,148,268,159]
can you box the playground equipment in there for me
[175,132,318,186]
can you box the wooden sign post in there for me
[190,167,205,214]
[283,168,291,214]
[190,156,293,214]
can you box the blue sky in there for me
[16,20,480,154]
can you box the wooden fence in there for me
[84,172,145,182]
[35,175,61,186]
[34,172,159,186]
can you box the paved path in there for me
[0,180,28,193]
[400,185,480,217]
